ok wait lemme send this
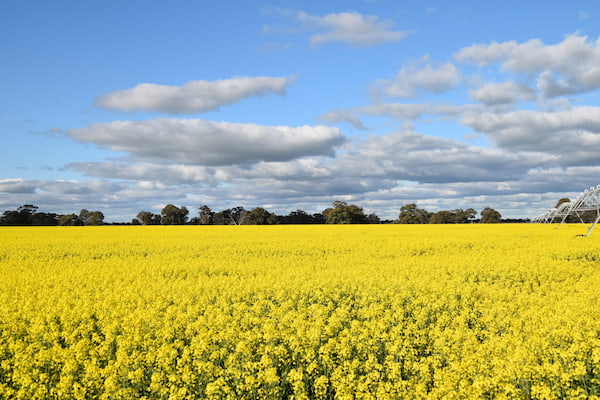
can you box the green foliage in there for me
[397,204,431,224]
[79,209,104,225]
[430,208,477,224]
[0,205,59,226]
[244,207,278,225]
[198,205,214,225]
[322,201,368,224]
[429,210,455,224]
[136,211,157,225]
[58,214,83,226]
[160,205,189,225]
[480,207,502,223]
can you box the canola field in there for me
[1,224,599,400]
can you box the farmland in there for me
[0,225,599,399]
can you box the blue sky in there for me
[2,0,600,221]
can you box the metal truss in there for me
[531,185,600,236]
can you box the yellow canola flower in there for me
[0,224,599,399]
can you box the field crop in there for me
[0,224,599,399]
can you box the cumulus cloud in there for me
[7,123,588,221]
[68,162,218,185]
[463,106,600,163]
[454,40,518,66]
[339,131,552,184]
[95,76,294,114]
[456,33,600,98]
[297,11,410,47]
[318,109,367,130]
[0,178,38,194]
[68,118,346,166]
[468,81,535,105]
[374,59,462,98]
[65,129,551,188]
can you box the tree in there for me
[451,208,477,223]
[160,204,189,225]
[30,211,59,226]
[78,209,104,225]
[1,204,38,225]
[429,210,455,224]
[322,201,368,224]
[1,205,58,226]
[88,211,104,225]
[58,214,83,226]
[137,211,161,225]
[230,206,246,225]
[480,207,501,223]
[198,205,214,225]
[397,204,431,224]
[281,209,327,224]
[79,209,91,225]
[367,213,380,224]
[212,209,231,225]
[243,207,278,225]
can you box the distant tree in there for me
[30,211,59,226]
[397,204,431,224]
[79,209,91,225]
[160,205,189,225]
[480,207,502,223]
[312,213,326,224]
[429,210,455,224]
[198,205,214,225]
[79,209,104,225]
[453,208,477,223]
[0,205,60,226]
[58,214,83,226]
[283,209,309,224]
[429,208,477,224]
[88,211,104,225]
[367,213,380,224]
[0,204,38,225]
[244,207,278,225]
[322,201,368,224]
[212,209,231,225]
[281,209,326,224]
[136,211,157,225]
[230,206,246,225]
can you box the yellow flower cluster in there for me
[0,224,599,399]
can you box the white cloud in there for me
[456,34,600,98]
[68,162,218,185]
[318,109,367,130]
[6,123,593,221]
[68,118,346,166]
[65,129,552,188]
[374,59,462,98]
[0,178,38,194]
[95,76,294,114]
[454,40,518,66]
[297,11,410,47]
[462,106,600,162]
[468,81,535,105]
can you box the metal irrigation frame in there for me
[531,185,600,236]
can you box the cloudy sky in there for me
[3,1,600,222]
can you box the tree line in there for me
[0,202,510,226]
[131,202,506,225]
[0,205,104,226]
